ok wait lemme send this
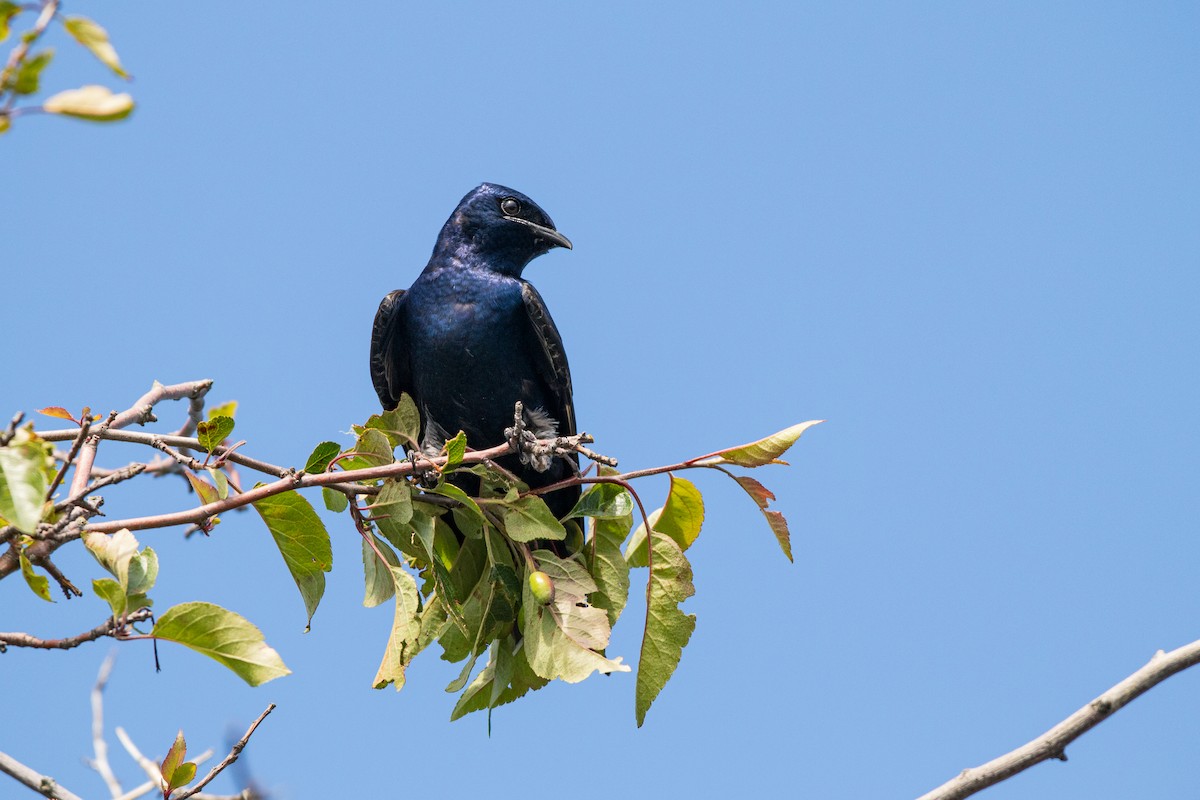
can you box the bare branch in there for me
[0,609,152,652]
[55,464,147,514]
[114,727,163,790]
[89,653,124,798]
[174,704,275,800]
[0,749,85,800]
[0,411,24,446]
[46,416,90,501]
[916,638,1200,800]
[67,380,213,498]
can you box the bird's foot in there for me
[407,450,439,488]
[504,401,551,471]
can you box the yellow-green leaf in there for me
[196,415,234,453]
[12,48,52,95]
[62,16,128,78]
[635,532,696,726]
[0,430,53,533]
[625,475,704,567]
[83,528,139,587]
[206,400,237,420]
[19,551,52,602]
[373,566,422,691]
[43,85,134,122]
[0,2,19,43]
[704,420,823,467]
[160,731,187,796]
[152,601,290,686]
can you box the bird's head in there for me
[433,183,572,275]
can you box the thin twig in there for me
[68,380,213,498]
[0,609,152,652]
[115,727,164,789]
[0,749,85,800]
[0,411,24,446]
[174,705,276,800]
[89,652,124,798]
[46,417,90,501]
[916,638,1200,800]
[55,464,147,513]
[27,552,82,598]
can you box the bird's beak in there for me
[509,216,573,250]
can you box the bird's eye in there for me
[501,197,521,216]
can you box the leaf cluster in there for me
[1,2,134,136]
[1,386,819,726]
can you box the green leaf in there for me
[704,420,824,467]
[206,400,237,420]
[304,441,340,474]
[206,468,228,500]
[427,482,485,534]
[635,532,697,727]
[62,16,128,78]
[361,395,421,450]
[0,114,8,135]
[170,761,197,793]
[252,489,332,631]
[12,48,52,95]
[184,471,219,506]
[0,429,53,533]
[442,430,467,472]
[566,482,633,520]
[588,514,632,627]
[43,85,134,121]
[125,546,158,595]
[322,486,348,513]
[372,478,413,526]
[0,2,19,44]
[523,550,629,683]
[496,494,566,542]
[152,602,290,687]
[347,428,394,468]
[196,415,234,453]
[19,551,52,602]
[625,475,704,567]
[362,533,401,608]
[373,566,422,691]
[92,578,126,617]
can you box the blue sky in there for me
[5,2,1199,798]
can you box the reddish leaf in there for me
[733,475,776,509]
[37,406,74,421]
[763,510,792,562]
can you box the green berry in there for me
[528,570,555,605]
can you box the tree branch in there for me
[173,704,275,800]
[89,653,124,799]
[0,750,84,800]
[916,637,1200,800]
[0,608,153,653]
[67,380,213,498]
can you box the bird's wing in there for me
[369,289,411,410]
[521,282,576,437]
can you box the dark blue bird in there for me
[369,183,579,518]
